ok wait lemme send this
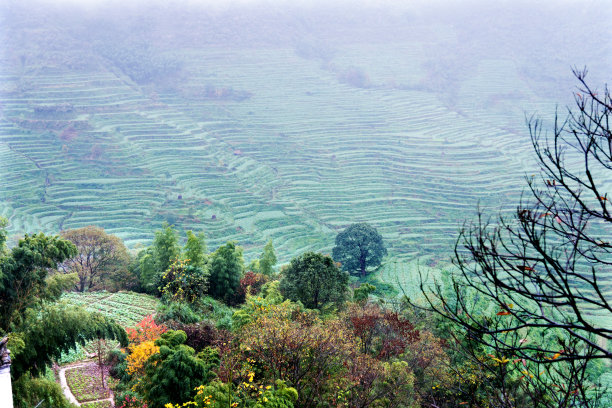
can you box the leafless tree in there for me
[417,69,611,407]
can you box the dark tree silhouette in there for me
[333,223,387,277]
[416,69,611,407]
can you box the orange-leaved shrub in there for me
[126,315,167,345]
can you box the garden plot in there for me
[81,401,112,408]
[65,365,111,403]
[62,291,159,328]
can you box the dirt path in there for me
[58,361,115,407]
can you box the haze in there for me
[1,0,610,281]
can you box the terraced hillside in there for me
[0,45,547,263]
[1,4,609,287]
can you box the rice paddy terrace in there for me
[0,48,548,255]
[0,9,605,289]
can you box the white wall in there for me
[0,365,13,408]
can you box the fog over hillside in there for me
[0,0,610,281]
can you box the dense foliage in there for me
[10,304,127,378]
[60,225,131,292]
[0,231,77,331]
[159,259,209,303]
[183,230,207,268]
[259,240,278,276]
[332,223,387,277]
[208,241,244,304]
[4,71,612,407]
[279,252,349,309]
[151,223,181,281]
[2,209,609,408]
[139,330,219,408]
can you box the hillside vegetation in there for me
[3,2,609,271]
[1,2,611,408]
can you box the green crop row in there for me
[81,400,112,408]
[61,291,159,328]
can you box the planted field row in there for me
[81,401,112,408]
[2,42,605,303]
[61,291,159,328]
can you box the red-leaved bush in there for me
[126,315,167,345]
[233,271,269,304]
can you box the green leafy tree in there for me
[279,252,349,309]
[353,283,376,304]
[159,259,209,304]
[140,330,218,408]
[12,374,74,408]
[332,223,387,277]
[209,241,244,304]
[136,223,180,293]
[9,304,127,378]
[59,225,131,292]
[247,258,260,273]
[135,247,158,294]
[0,233,77,332]
[0,216,8,256]
[237,303,415,408]
[166,379,298,408]
[259,240,278,276]
[155,301,201,325]
[152,222,180,274]
[183,230,207,268]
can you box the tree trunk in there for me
[360,253,367,278]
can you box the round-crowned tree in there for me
[279,252,349,310]
[60,225,131,292]
[332,223,387,277]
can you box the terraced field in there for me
[0,12,606,301]
[0,44,553,262]
[61,291,159,327]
